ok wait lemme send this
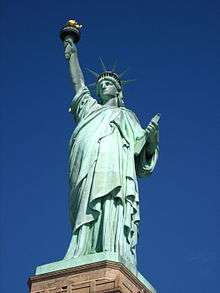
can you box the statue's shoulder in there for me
[121,107,141,124]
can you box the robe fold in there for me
[65,86,158,265]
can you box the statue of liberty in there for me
[60,20,160,267]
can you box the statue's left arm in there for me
[135,115,159,177]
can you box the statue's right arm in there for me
[63,36,85,93]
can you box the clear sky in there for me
[1,0,219,292]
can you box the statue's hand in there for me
[63,36,77,59]
[146,119,159,157]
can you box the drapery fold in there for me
[65,86,159,265]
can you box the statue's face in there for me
[99,79,118,103]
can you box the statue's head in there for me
[96,72,124,106]
[88,59,134,107]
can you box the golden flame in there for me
[67,19,82,29]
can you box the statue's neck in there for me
[103,97,118,107]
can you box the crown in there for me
[87,58,135,92]
[97,71,121,86]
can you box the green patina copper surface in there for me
[33,22,160,293]
[37,22,160,277]
[61,27,160,267]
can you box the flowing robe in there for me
[65,86,158,266]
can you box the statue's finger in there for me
[147,125,154,132]
[150,120,159,129]
[148,123,157,132]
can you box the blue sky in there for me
[1,0,219,292]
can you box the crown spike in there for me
[119,67,129,78]
[99,57,107,72]
[121,79,136,85]
[112,60,117,72]
[88,82,96,88]
[87,68,99,78]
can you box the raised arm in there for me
[63,36,85,94]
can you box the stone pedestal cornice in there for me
[28,261,156,293]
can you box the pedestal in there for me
[28,260,156,293]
